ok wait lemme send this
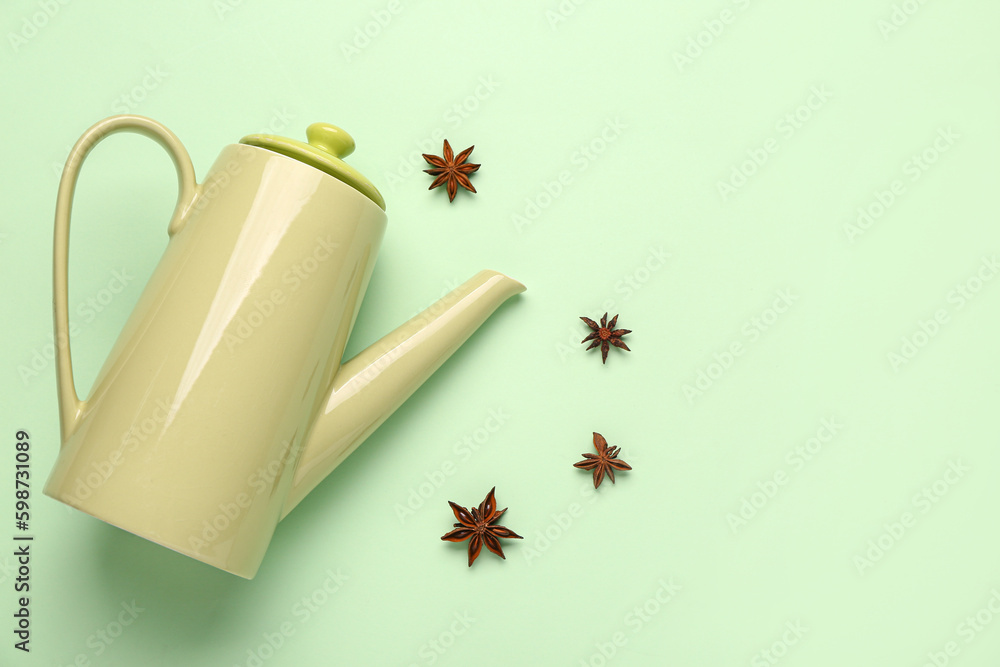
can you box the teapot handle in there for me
[53,115,198,444]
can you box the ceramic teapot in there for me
[43,115,524,578]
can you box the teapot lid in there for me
[240,123,386,211]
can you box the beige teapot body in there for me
[43,115,523,578]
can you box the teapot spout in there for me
[280,270,525,520]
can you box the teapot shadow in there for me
[90,520,295,660]
[87,292,523,659]
[52,114,528,607]
[273,291,524,549]
[91,522,247,640]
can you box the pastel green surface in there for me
[1,0,998,665]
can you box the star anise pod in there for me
[574,432,632,488]
[441,487,522,566]
[580,312,632,364]
[422,139,480,202]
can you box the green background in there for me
[2,0,999,664]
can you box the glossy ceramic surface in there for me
[43,115,524,578]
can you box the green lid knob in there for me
[306,123,355,159]
[240,122,385,211]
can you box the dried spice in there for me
[441,487,522,566]
[422,139,480,202]
[580,312,631,364]
[574,432,632,488]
